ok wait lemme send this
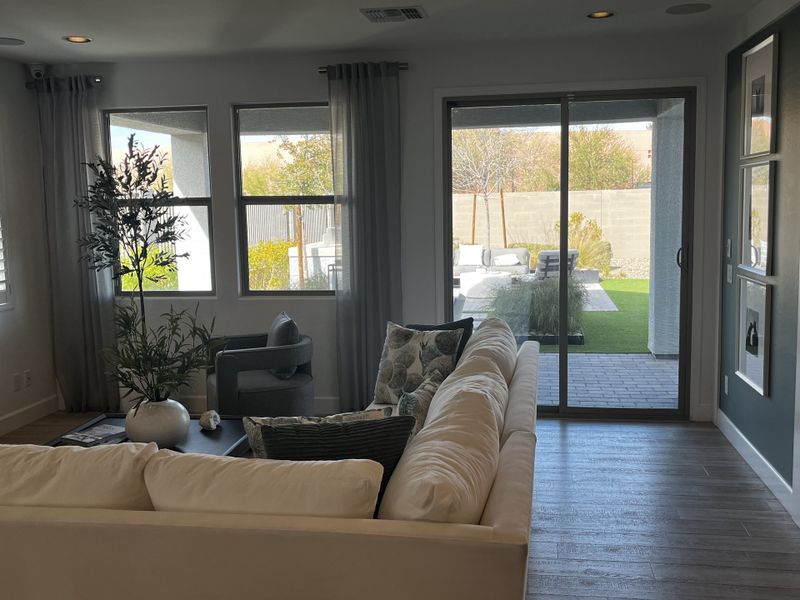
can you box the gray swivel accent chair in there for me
[206,334,314,417]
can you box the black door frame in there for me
[442,87,696,420]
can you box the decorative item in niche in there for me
[742,34,778,157]
[740,161,775,275]
[736,276,771,396]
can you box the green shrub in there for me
[248,240,294,290]
[555,212,613,277]
[120,249,179,292]
[488,277,587,336]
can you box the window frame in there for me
[233,102,335,297]
[103,107,217,298]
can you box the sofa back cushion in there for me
[378,368,503,524]
[0,442,157,510]
[459,318,517,384]
[436,354,508,433]
[145,450,383,519]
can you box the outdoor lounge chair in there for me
[534,249,579,279]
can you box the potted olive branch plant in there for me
[77,134,215,447]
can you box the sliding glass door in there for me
[445,90,694,417]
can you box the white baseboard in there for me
[0,395,59,437]
[716,409,799,525]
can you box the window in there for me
[0,212,8,306]
[106,108,214,294]
[235,104,335,294]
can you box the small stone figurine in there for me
[199,410,221,431]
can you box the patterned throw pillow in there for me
[243,408,393,458]
[373,323,463,405]
[398,371,444,438]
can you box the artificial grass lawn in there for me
[540,278,650,354]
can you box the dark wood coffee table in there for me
[49,413,250,457]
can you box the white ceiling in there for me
[0,0,760,63]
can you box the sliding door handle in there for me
[676,247,684,270]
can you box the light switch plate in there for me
[726,238,732,258]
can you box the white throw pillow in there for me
[457,244,484,266]
[493,254,521,267]
[145,450,383,519]
[0,442,157,510]
[378,370,502,524]
[459,318,518,384]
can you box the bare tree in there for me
[451,128,517,250]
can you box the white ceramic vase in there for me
[125,399,190,448]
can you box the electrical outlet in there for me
[726,264,733,284]
[23,369,31,388]
[12,372,22,392]
[724,375,729,395]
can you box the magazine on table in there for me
[61,424,127,447]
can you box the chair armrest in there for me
[208,334,269,374]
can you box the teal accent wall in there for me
[720,7,800,484]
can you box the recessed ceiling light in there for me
[63,35,92,44]
[587,10,614,19]
[666,3,712,15]
[0,37,25,46]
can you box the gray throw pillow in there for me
[258,416,416,505]
[267,312,300,380]
[373,322,463,405]
[398,370,445,438]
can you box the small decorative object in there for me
[740,162,775,275]
[199,410,221,431]
[77,135,215,447]
[742,34,778,157]
[736,276,771,395]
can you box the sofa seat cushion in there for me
[378,369,503,524]
[145,450,383,519]
[0,443,157,510]
[459,318,518,384]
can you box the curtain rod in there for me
[25,74,104,90]
[317,63,408,74]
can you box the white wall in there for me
[0,59,57,435]
[69,24,735,417]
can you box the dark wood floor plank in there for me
[530,419,800,600]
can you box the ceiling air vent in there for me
[360,6,428,23]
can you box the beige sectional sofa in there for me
[0,325,538,600]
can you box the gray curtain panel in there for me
[328,63,403,412]
[35,76,118,412]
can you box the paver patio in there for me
[536,352,679,409]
